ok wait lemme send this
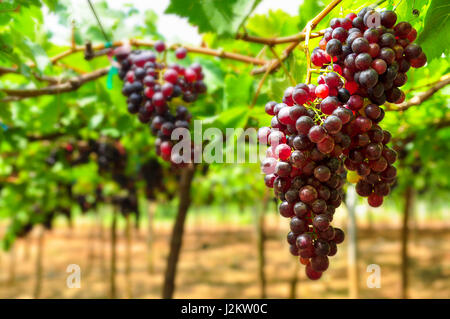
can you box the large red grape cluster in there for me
[312,8,426,105]
[259,81,347,280]
[114,41,206,163]
[259,8,426,280]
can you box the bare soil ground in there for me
[0,217,449,299]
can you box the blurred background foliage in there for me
[0,0,448,299]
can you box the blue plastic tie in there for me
[0,122,8,131]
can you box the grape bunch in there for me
[259,82,347,280]
[310,7,427,206]
[259,8,426,280]
[114,41,207,163]
[311,8,426,105]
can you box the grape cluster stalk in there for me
[259,8,427,280]
[114,41,207,163]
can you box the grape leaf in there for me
[195,58,225,93]
[392,0,429,25]
[298,0,324,30]
[0,104,12,125]
[249,106,270,127]
[223,72,254,110]
[88,114,104,129]
[38,99,62,132]
[143,10,164,39]
[165,0,262,36]
[246,9,299,38]
[201,108,249,132]
[43,0,58,11]
[417,0,450,61]
[21,39,51,72]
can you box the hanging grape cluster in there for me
[44,139,144,225]
[259,8,427,280]
[114,41,207,163]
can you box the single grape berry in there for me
[154,40,166,52]
[299,185,318,204]
[368,193,383,207]
[292,88,308,105]
[352,37,370,54]
[323,115,342,134]
[296,233,313,250]
[308,125,327,143]
[381,11,397,28]
[320,96,340,115]
[265,101,276,115]
[313,214,330,232]
[294,201,309,218]
[315,84,329,99]
[175,47,187,59]
[333,228,345,244]
[326,39,343,57]
[275,144,292,161]
[311,255,329,272]
[305,263,322,280]
[296,116,315,135]
[355,53,372,70]
[279,201,294,218]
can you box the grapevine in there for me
[114,42,207,163]
[259,7,427,280]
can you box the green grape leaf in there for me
[223,72,254,110]
[201,107,249,132]
[246,9,299,38]
[37,99,63,132]
[143,9,164,39]
[298,0,324,29]
[88,114,104,129]
[0,104,13,125]
[165,0,262,36]
[19,38,51,72]
[43,0,58,11]
[417,0,450,62]
[392,0,429,24]
[100,128,120,138]
[196,58,225,93]
[249,106,270,127]
[116,115,134,134]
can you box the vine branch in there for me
[1,38,268,79]
[251,0,342,75]
[1,67,109,100]
[236,30,326,46]
[130,39,267,65]
[393,118,450,147]
[0,66,61,83]
[385,73,450,112]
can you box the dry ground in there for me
[0,215,449,299]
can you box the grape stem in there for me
[236,30,326,46]
[0,38,268,79]
[304,22,313,85]
[71,20,76,51]
[304,100,326,124]
[251,0,343,76]
[0,67,110,100]
[249,63,273,108]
